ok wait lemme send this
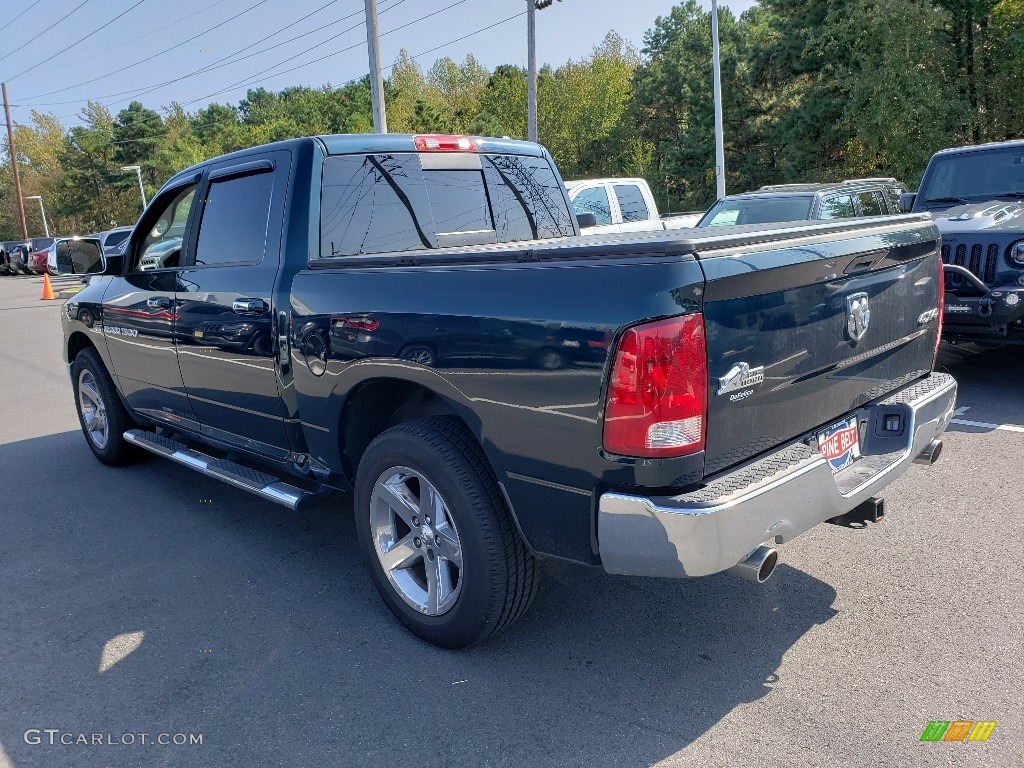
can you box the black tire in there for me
[71,347,141,466]
[354,417,540,648]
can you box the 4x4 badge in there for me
[717,362,765,396]
[847,292,870,342]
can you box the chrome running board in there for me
[123,429,317,511]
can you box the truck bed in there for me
[293,213,941,563]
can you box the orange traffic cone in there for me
[41,273,56,300]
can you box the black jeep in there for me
[904,139,1024,344]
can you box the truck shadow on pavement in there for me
[1,430,838,768]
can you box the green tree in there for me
[477,65,528,139]
[56,102,139,231]
[540,32,643,180]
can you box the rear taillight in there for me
[603,314,707,458]
[935,253,944,355]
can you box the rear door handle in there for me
[232,298,267,315]
[147,296,171,309]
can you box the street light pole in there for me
[24,195,49,237]
[711,0,726,200]
[364,0,388,133]
[122,165,147,209]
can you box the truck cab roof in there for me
[161,134,551,197]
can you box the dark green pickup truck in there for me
[60,133,955,647]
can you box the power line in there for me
[23,0,235,80]
[17,0,271,101]
[17,0,392,111]
[0,0,44,35]
[59,7,527,147]
[0,0,93,63]
[7,0,150,82]
[15,0,355,110]
[42,0,398,120]
[180,0,470,108]
[101,0,380,112]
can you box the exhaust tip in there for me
[914,439,943,466]
[726,545,779,584]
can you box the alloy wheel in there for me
[78,369,109,449]
[369,466,464,615]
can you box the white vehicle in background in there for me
[565,177,703,234]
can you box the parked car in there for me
[901,139,1024,345]
[62,133,954,648]
[25,237,56,274]
[1,241,19,275]
[566,177,703,234]
[697,178,908,227]
[3,241,32,274]
[91,226,134,252]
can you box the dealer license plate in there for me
[816,416,861,474]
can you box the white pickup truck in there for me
[565,177,703,234]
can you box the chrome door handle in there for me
[147,296,171,309]
[232,298,267,315]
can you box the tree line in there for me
[1,0,1021,239]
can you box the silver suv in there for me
[698,178,908,227]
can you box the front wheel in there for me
[354,417,540,648]
[71,348,141,466]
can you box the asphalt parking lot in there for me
[0,274,1020,768]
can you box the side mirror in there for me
[576,212,597,229]
[898,192,917,213]
[58,237,106,275]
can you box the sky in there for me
[0,0,757,129]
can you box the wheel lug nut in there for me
[414,537,421,548]
[425,516,431,525]
[412,516,420,526]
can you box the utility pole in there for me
[2,82,29,240]
[528,1,559,143]
[527,0,537,142]
[364,0,387,133]
[711,0,726,200]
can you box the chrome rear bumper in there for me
[597,372,957,578]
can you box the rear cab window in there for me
[321,152,575,258]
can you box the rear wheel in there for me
[71,348,140,466]
[399,344,436,366]
[354,417,540,648]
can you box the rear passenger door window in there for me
[818,194,856,219]
[613,184,650,223]
[857,191,886,216]
[191,170,275,267]
[571,186,613,226]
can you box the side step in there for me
[123,429,318,511]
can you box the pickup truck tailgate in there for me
[694,217,942,475]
